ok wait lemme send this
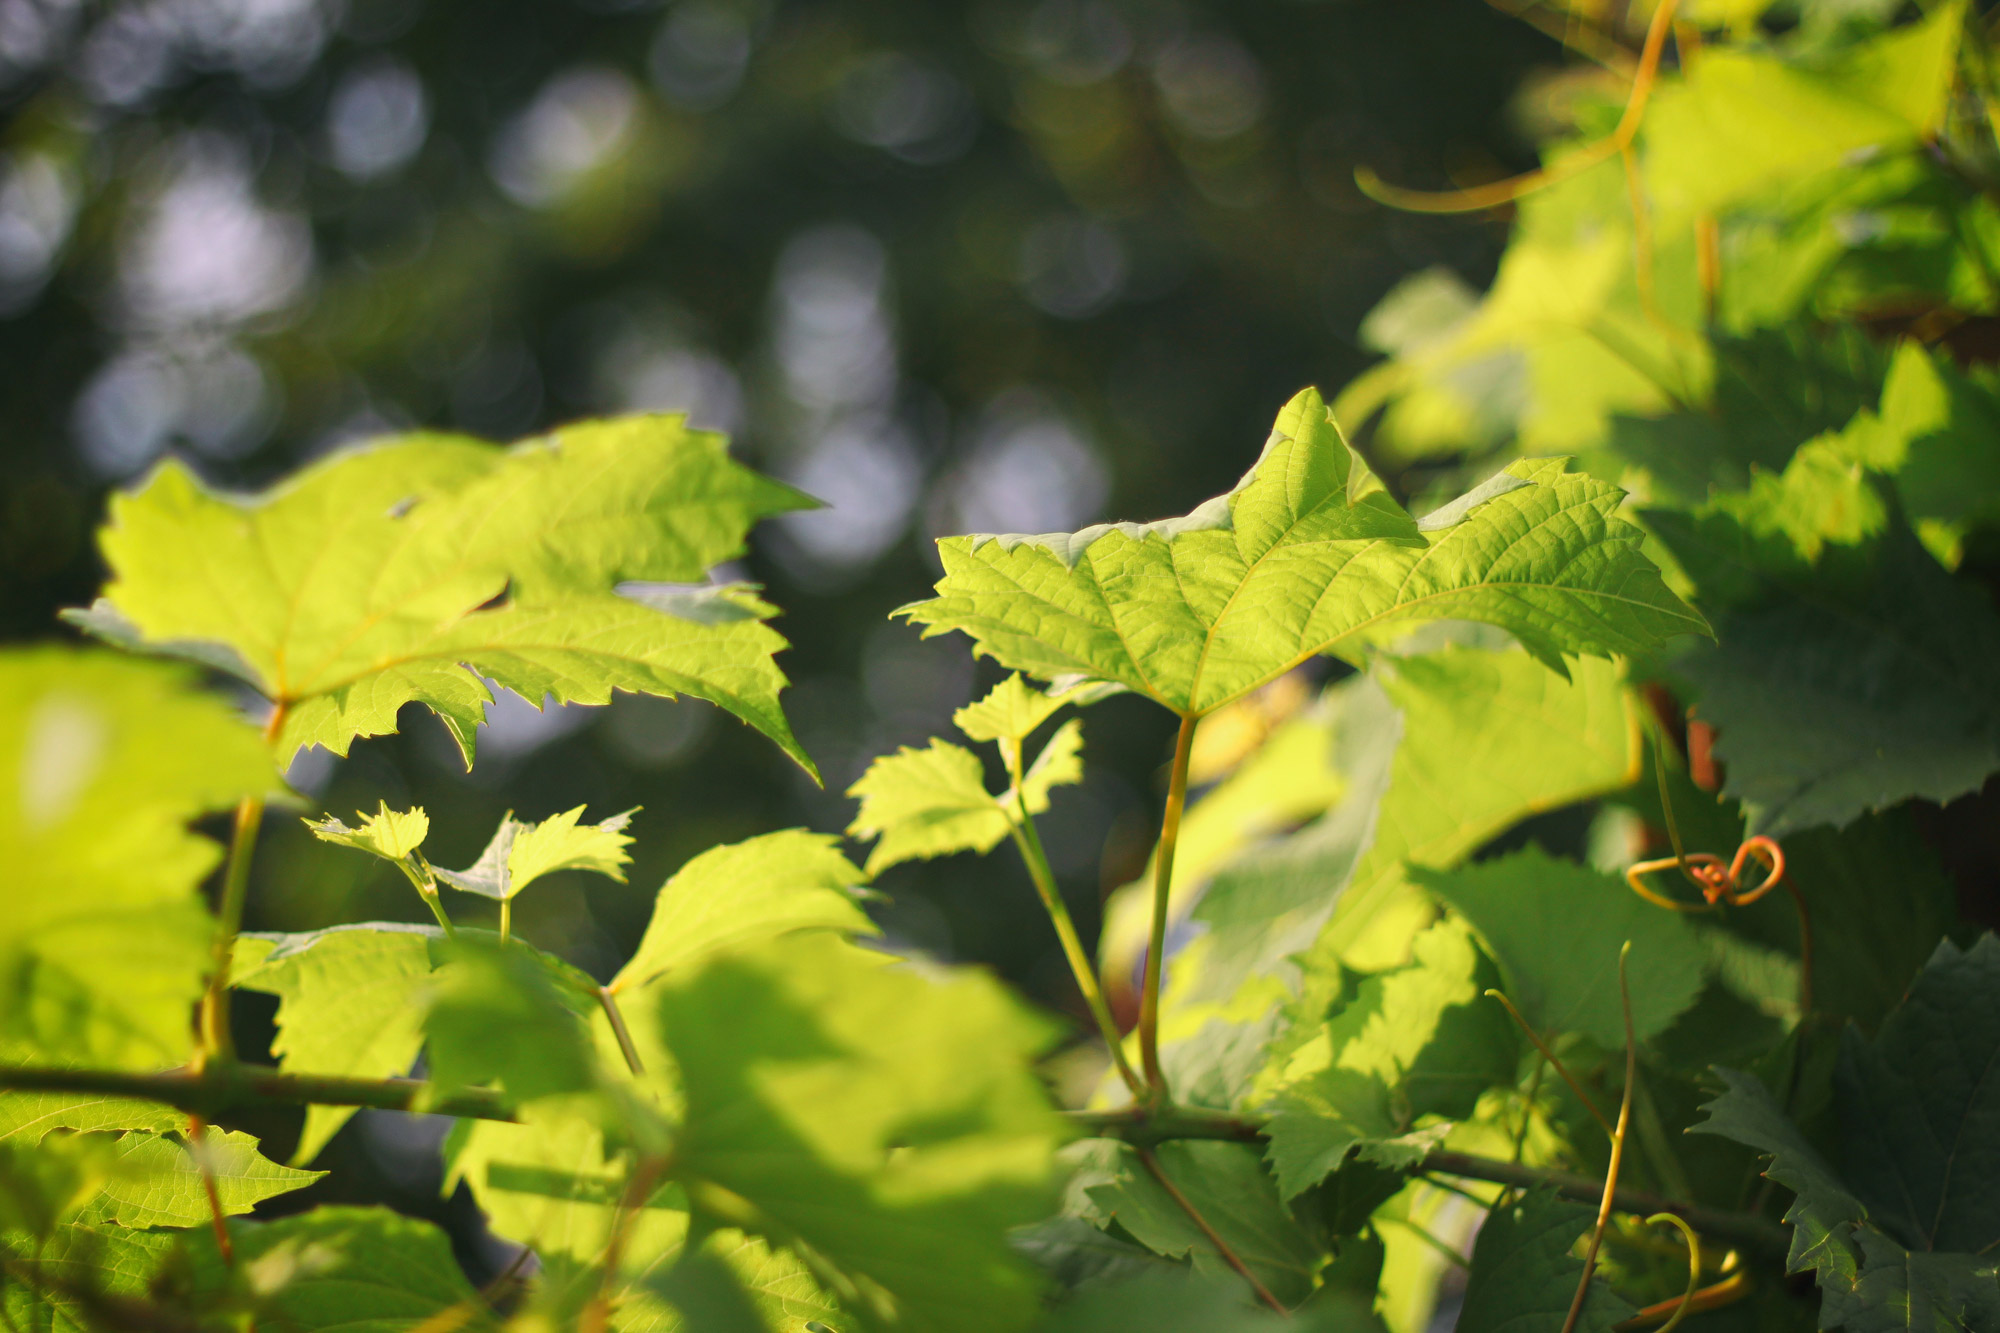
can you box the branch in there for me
[0,1064,516,1123]
[1067,1108,1789,1258]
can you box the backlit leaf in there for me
[845,720,1082,876]
[899,388,1705,720]
[304,801,430,861]
[98,1128,322,1228]
[66,417,815,772]
[0,647,278,1068]
[435,804,635,900]
[952,672,1080,744]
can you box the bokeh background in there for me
[0,0,1566,1276]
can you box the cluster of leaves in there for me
[6,4,2000,1331]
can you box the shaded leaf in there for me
[1075,1138,1329,1309]
[1415,847,1708,1047]
[1456,1191,1636,1333]
[655,932,1066,1333]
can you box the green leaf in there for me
[1642,1,1965,224]
[1652,485,2000,836]
[953,672,1083,744]
[0,1092,179,1145]
[0,1220,178,1332]
[67,417,816,772]
[1845,1227,2000,1333]
[1171,645,1638,1023]
[434,804,636,900]
[654,931,1066,1333]
[1040,1269,1302,1332]
[234,924,436,1164]
[97,1128,322,1228]
[1075,1138,1329,1308]
[426,937,601,1101]
[1848,341,2000,566]
[305,801,430,862]
[1836,936,2000,1256]
[898,388,1705,720]
[0,647,278,1067]
[1414,847,1708,1047]
[845,720,1082,876]
[647,1245,775,1333]
[1456,1191,1637,1333]
[608,830,872,997]
[200,1206,497,1331]
[1259,918,1515,1199]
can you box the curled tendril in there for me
[1626,835,1787,911]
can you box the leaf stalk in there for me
[1002,738,1144,1098]
[1139,714,1198,1099]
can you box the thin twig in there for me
[1136,1146,1288,1315]
[1138,715,1199,1098]
[1561,944,1638,1333]
[0,1064,517,1122]
[1485,990,1615,1136]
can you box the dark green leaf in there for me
[1456,1192,1636,1333]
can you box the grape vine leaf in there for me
[898,388,1705,719]
[0,648,279,1068]
[1074,1138,1330,1308]
[653,931,1067,1333]
[97,1128,322,1228]
[1693,937,2000,1328]
[1456,1192,1636,1333]
[425,937,601,1101]
[952,672,1081,744]
[0,1092,178,1144]
[433,804,636,900]
[1041,1270,1302,1333]
[186,1206,498,1331]
[233,924,436,1164]
[305,802,430,861]
[1835,935,2000,1257]
[1413,847,1708,1047]
[845,721,1082,875]
[1651,463,2000,836]
[1166,645,1637,1026]
[647,1245,774,1333]
[64,417,816,773]
[608,829,873,998]
[1642,0,1965,224]
[1258,918,1515,1200]
[0,1219,178,1331]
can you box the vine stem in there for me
[581,1152,670,1333]
[1562,944,1637,1333]
[1002,738,1144,1099]
[597,986,646,1076]
[1136,1146,1288,1315]
[195,702,287,1069]
[1139,715,1198,1098]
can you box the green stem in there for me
[598,987,646,1076]
[0,1064,517,1123]
[1002,744,1144,1099]
[197,795,266,1068]
[397,858,457,938]
[499,897,511,944]
[1139,715,1198,1098]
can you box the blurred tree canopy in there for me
[0,0,1556,1001]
